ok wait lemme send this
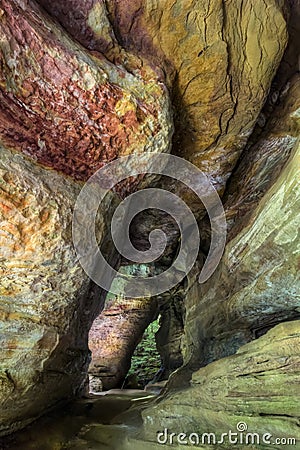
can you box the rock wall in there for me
[83,0,291,393]
[142,321,300,444]
[89,266,159,390]
[0,145,117,435]
[131,3,299,442]
[37,0,288,194]
[137,4,300,444]
[0,0,172,435]
[0,0,172,182]
[105,0,288,196]
[182,133,300,371]
[0,0,299,440]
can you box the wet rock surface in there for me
[0,390,157,450]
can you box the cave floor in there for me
[0,390,277,450]
[0,390,159,450]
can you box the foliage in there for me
[127,317,161,387]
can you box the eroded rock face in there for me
[89,266,159,389]
[105,0,288,194]
[0,0,172,182]
[0,145,118,435]
[142,321,300,443]
[0,0,172,434]
[99,0,290,258]
[37,0,151,80]
[180,134,300,371]
[224,74,300,239]
[139,32,300,433]
[0,0,299,440]
[89,297,158,389]
[35,0,288,194]
[89,272,187,389]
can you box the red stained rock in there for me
[0,0,172,182]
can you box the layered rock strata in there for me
[0,145,117,435]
